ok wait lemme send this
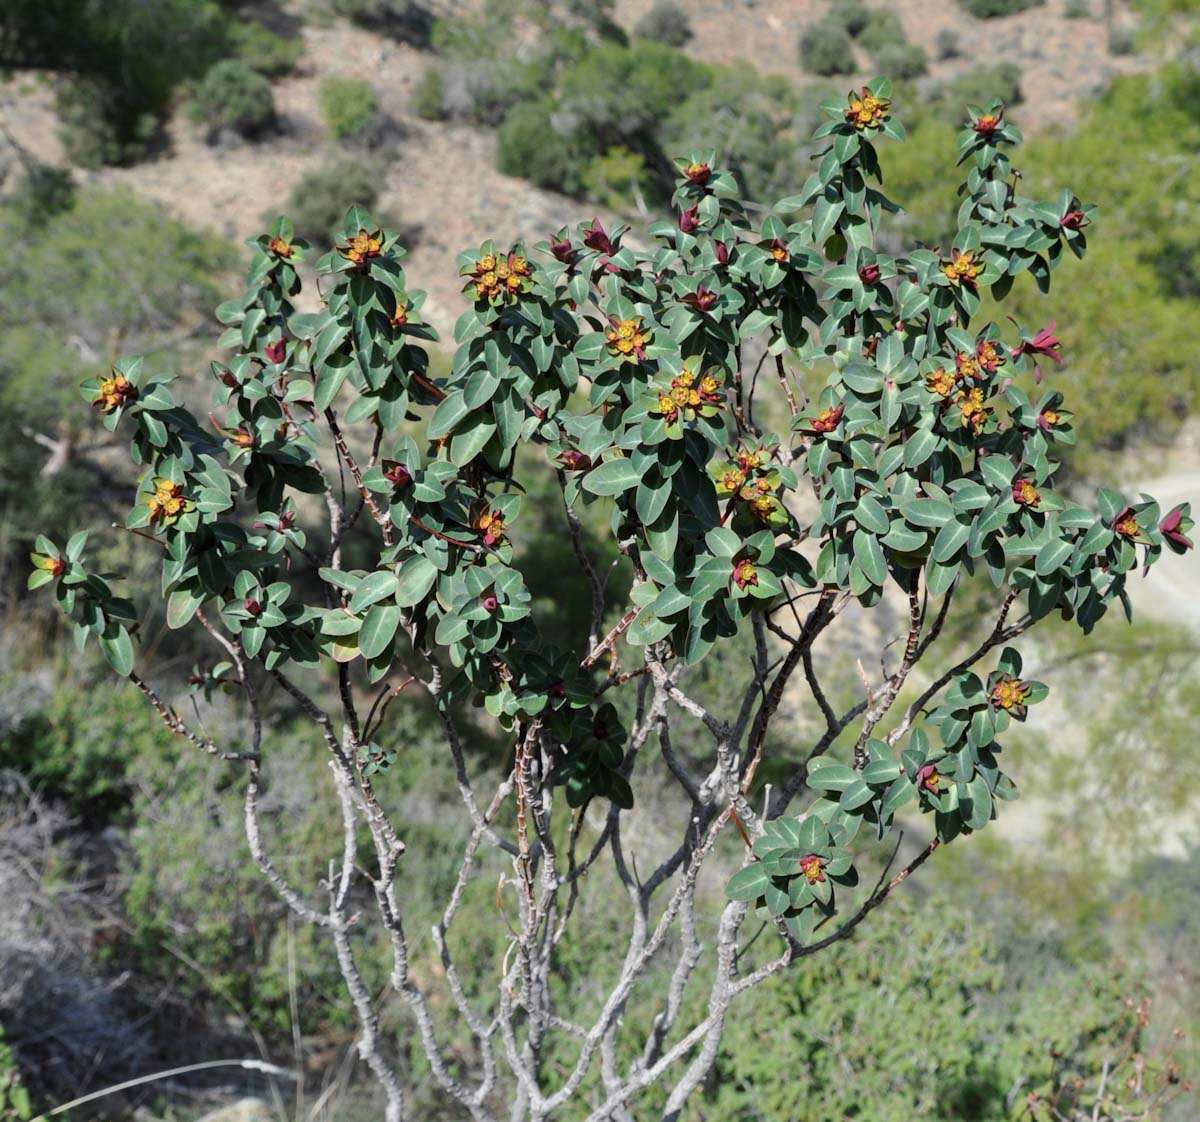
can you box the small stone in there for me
[195,1099,274,1122]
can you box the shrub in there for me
[496,98,586,193]
[798,20,855,75]
[10,0,228,165]
[188,59,277,142]
[55,80,140,169]
[26,79,1195,1122]
[633,0,693,46]
[935,27,962,58]
[826,0,871,36]
[327,0,434,44]
[874,41,928,78]
[958,0,1044,16]
[857,8,906,51]
[228,19,304,77]
[1108,24,1137,53]
[411,64,447,120]
[283,157,385,242]
[318,76,379,140]
[580,146,649,212]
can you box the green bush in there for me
[874,40,928,79]
[411,64,447,120]
[283,157,385,242]
[8,0,229,165]
[188,59,277,141]
[228,19,304,77]
[857,8,906,51]
[1065,0,1091,15]
[935,27,962,58]
[0,1025,31,1122]
[798,20,855,75]
[633,0,693,46]
[327,0,433,44]
[55,80,140,169]
[496,99,586,193]
[958,0,1044,16]
[826,0,872,36]
[318,76,379,140]
[1108,24,1137,53]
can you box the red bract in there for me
[1013,479,1040,508]
[684,161,711,185]
[482,595,499,612]
[245,597,263,617]
[384,462,412,489]
[799,855,826,884]
[682,285,718,313]
[556,449,592,471]
[1013,321,1063,383]
[732,559,758,591]
[264,339,287,365]
[973,109,1003,137]
[859,262,881,284]
[810,404,844,433]
[714,241,731,266]
[679,205,701,234]
[916,764,941,793]
[549,233,575,263]
[582,219,614,255]
[1160,507,1194,551]
[1113,507,1141,539]
[1061,210,1089,230]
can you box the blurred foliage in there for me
[703,898,1153,1122]
[227,19,305,77]
[0,1025,31,1122]
[318,76,380,140]
[958,0,1045,16]
[187,58,278,141]
[2,0,227,164]
[282,156,387,244]
[633,0,693,47]
[797,19,855,76]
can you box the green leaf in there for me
[853,495,890,535]
[395,556,437,607]
[727,863,770,902]
[349,570,399,614]
[360,603,401,658]
[582,457,644,497]
[932,517,971,564]
[903,427,938,468]
[1035,537,1074,576]
[903,498,954,528]
[853,529,888,586]
[167,585,204,630]
[99,627,134,677]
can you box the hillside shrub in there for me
[798,20,855,74]
[318,76,380,140]
[283,157,385,243]
[188,59,277,142]
[958,0,1044,16]
[633,0,693,46]
[228,19,304,77]
[857,8,906,51]
[26,77,1195,1122]
[874,41,928,78]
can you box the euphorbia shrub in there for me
[30,79,1193,1120]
